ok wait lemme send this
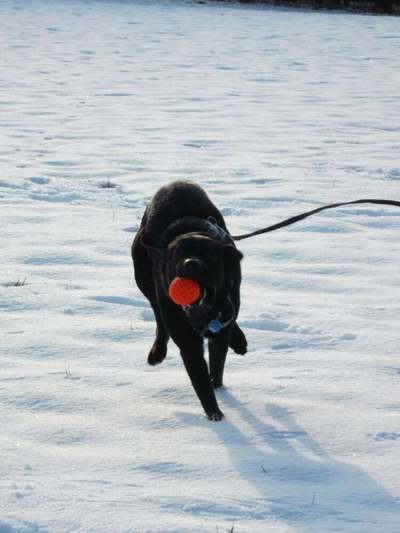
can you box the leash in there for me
[232,199,400,241]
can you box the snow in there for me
[1,0,399,531]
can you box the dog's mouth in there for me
[182,284,216,316]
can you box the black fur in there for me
[132,181,247,420]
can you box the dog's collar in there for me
[187,291,235,337]
[161,216,233,247]
[203,217,234,244]
[189,311,234,338]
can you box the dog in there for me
[132,181,247,420]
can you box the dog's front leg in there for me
[180,343,224,421]
[209,330,230,389]
[229,322,247,355]
[160,300,223,421]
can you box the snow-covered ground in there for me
[1,0,400,531]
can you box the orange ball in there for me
[168,277,201,306]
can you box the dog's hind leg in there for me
[148,319,169,365]
[132,229,169,365]
[147,279,170,365]
[229,322,247,355]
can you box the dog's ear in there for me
[224,244,243,283]
[224,244,243,263]
[140,231,163,257]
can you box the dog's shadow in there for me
[179,390,399,530]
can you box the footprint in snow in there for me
[372,432,400,442]
[29,177,50,185]
[131,461,192,477]
[90,295,149,308]
[386,168,400,180]
[240,314,356,351]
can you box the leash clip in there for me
[208,319,223,333]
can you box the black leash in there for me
[232,199,400,241]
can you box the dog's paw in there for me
[229,325,247,355]
[147,342,167,365]
[207,409,224,421]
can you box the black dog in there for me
[132,181,247,420]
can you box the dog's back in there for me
[143,181,226,239]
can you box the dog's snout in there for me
[183,258,202,277]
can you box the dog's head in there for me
[164,232,242,325]
[141,216,243,329]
